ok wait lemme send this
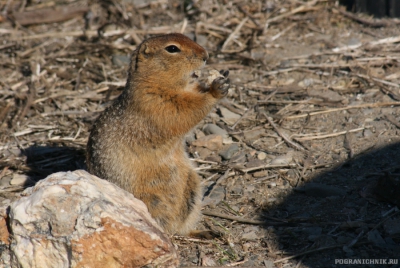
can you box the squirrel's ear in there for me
[138,43,151,58]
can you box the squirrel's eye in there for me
[165,45,181,53]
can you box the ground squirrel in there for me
[86,33,230,235]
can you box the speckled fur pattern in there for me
[86,33,229,235]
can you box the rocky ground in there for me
[1,0,400,267]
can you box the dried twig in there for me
[263,113,306,151]
[238,5,262,29]
[266,2,320,24]
[284,102,400,120]
[294,127,365,141]
[239,163,298,173]
[202,210,287,225]
[221,17,248,52]
[273,244,346,264]
[333,35,400,52]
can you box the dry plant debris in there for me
[1,0,400,267]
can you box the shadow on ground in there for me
[260,142,400,267]
[23,145,86,182]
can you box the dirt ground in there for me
[1,0,400,267]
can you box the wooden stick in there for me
[202,210,287,225]
[284,102,400,120]
[273,244,347,264]
[221,17,248,52]
[333,35,400,52]
[263,113,306,151]
[271,23,296,41]
[294,127,365,141]
[266,4,319,24]
[239,163,298,173]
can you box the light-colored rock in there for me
[8,170,179,268]
[219,107,241,125]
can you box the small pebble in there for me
[202,124,228,138]
[219,107,240,125]
[219,144,239,160]
[257,152,267,160]
[222,137,233,144]
[10,174,31,186]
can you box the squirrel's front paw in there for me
[211,70,230,98]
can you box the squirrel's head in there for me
[130,33,209,88]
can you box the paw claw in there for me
[211,76,230,97]
[219,69,229,77]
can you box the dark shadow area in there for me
[340,0,400,18]
[259,142,400,267]
[22,145,86,183]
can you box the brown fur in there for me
[86,33,229,235]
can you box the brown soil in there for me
[1,0,400,267]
